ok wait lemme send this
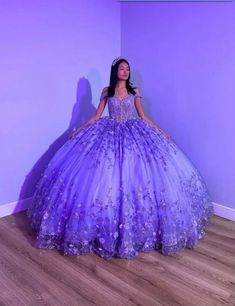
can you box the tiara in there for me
[112,56,125,66]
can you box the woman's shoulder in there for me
[102,86,109,92]
[132,86,141,95]
[100,86,109,100]
[131,86,142,99]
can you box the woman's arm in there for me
[69,87,108,139]
[134,87,172,139]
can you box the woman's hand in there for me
[68,127,81,140]
[141,115,175,142]
[164,132,175,142]
[156,127,175,142]
[162,131,171,139]
[68,115,99,140]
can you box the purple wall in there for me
[1,1,234,212]
[121,3,235,209]
[0,1,120,206]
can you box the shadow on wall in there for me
[15,77,96,213]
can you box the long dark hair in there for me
[107,58,136,97]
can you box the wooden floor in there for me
[0,212,235,306]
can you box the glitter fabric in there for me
[27,88,214,260]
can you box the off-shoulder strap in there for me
[134,87,142,98]
[100,87,108,100]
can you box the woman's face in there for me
[117,61,130,81]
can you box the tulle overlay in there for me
[27,92,213,259]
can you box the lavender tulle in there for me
[27,91,214,260]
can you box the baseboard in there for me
[0,199,235,222]
[0,197,32,218]
[213,202,235,222]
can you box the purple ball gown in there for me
[27,88,214,260]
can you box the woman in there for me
[27,56,214,260]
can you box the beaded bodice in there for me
[100,87,142,122]
[107,95,138,122]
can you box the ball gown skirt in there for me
[27,91,214,260]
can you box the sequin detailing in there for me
[108,95,136,122]
[27,89,214,260]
